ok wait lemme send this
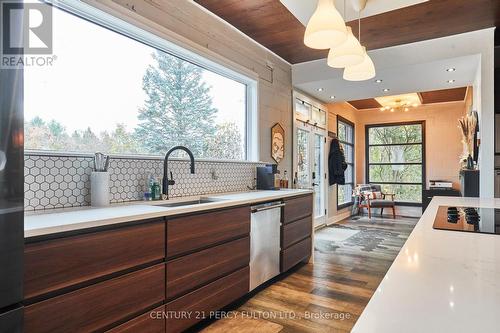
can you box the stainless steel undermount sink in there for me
[154,197,225,208]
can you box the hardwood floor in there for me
[200,215,417,333]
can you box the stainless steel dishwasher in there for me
[249,201,284,291]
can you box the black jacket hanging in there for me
[328,138,348,185]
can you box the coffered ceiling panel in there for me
[194,0,499,64]
[347,87,468,110]
[348,99,381,110]
[419,87,468,104]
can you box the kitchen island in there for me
[353,196,500,333]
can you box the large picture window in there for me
[366,122,425,204]
[24,2,254,160]
[337,117,355,209]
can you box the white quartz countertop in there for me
[24,189,311,239]
[352,196,500,333]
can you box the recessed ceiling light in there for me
[446,68,456,72]
[330,95,335,99]
[447,79,455,83]
[317,88,324,92]
[383,88,390,92]
[375,79,383,83]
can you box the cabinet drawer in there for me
[282,216,312,249]
[282,195,313,225]
[25,221,165,300]
[167,236,249,300]
[24,264,165,333]
[106,305,165,333]
[167,207,250,258]
[166,266,249,333]
[280,237,312,272]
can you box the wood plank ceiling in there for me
[419,87,468,104]
[348,99,382,110]
[348,87,468,110]
[194,0,500,64]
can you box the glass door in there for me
[313,133,326,226]
[294,122,327,228]
[296,127,311,189]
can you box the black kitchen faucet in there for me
[162,146,195,200]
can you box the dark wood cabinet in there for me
[24,221,165,299]
[280,194,313,272]
[281,237,312,272]
[24,221,165,300]
[166,266,249,333]
[24,264,165,333]
[166,236,250,300]
[164,206,251,332]
[282,216,312,249]
[282,195,313,224]
[23,195,310,333]
[166,206,250,259]
[106,306,165,333]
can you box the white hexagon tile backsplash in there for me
[24,153,263,211]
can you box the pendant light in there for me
[304,0,348,50]
[343,47,376,81]
[343,10,375,81]
[327,1,364,68]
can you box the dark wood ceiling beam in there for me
[346,0,499,51]
[195,0,499,64]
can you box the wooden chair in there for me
[356,184,396,219]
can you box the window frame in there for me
[365,121,426,206]
[337,116,355,210]
[33,0,258,161]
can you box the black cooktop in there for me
[433,206,500,235]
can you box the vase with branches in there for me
[458,113,477,169]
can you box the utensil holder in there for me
[91,171,109,207]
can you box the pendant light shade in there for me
[304,0,347,50]
[343,47,376,81]
[327,27,364,68]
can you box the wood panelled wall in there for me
[86,0,293,172]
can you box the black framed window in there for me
[365,121,425,205]
[337,116,355,209]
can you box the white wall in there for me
[475,32,496,197]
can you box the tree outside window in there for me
[24,4,247,161]
[366,123,424,203]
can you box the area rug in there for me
[314,227,360,243]
[314,219,412,254]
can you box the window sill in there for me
[337,202,354,210]
[24,150,265,164]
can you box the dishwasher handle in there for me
[251,203,285,213]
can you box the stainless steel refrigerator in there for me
[0,11,24,332]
